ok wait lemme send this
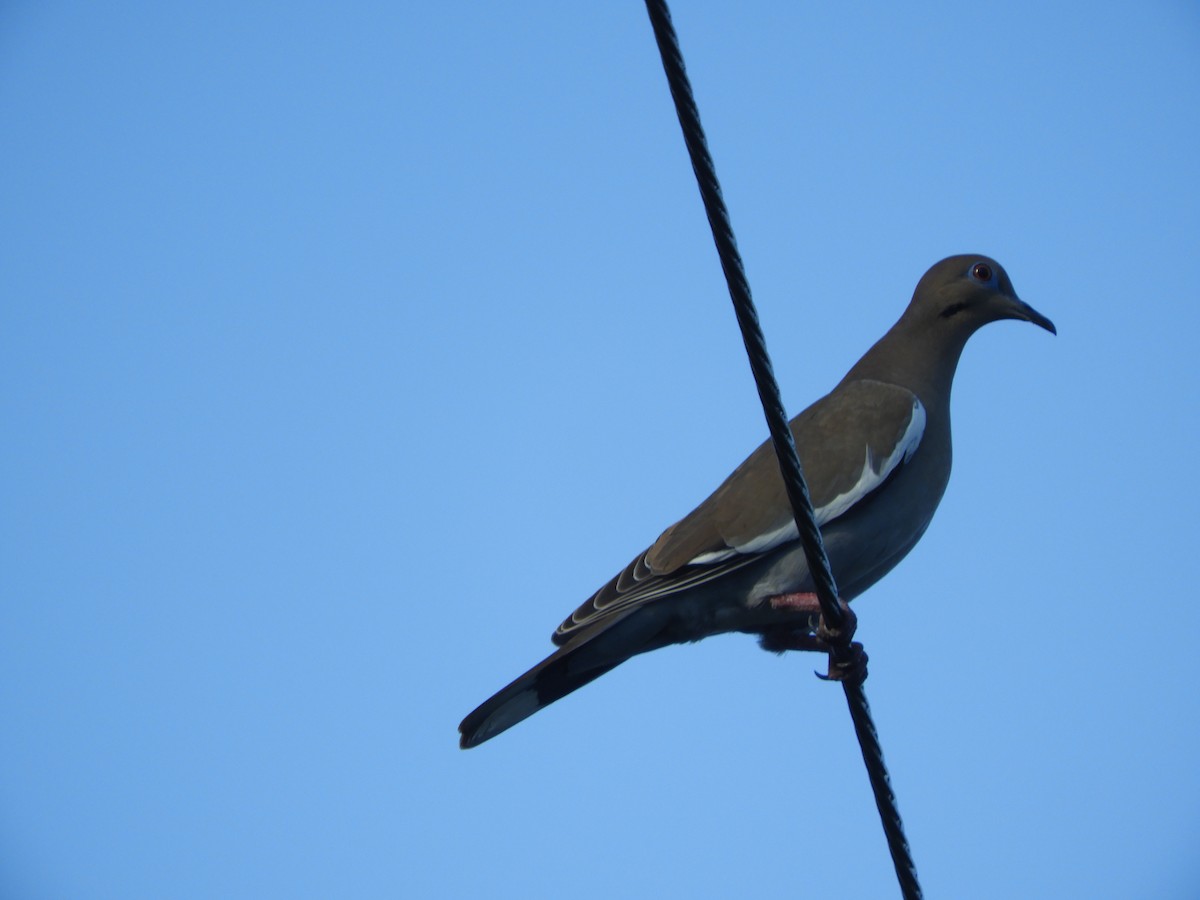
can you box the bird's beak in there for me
[1004,297,1057,335]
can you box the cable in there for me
[642,3,923,896]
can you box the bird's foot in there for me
[766,593,857,643]
[816,641,869,684]
[816,599,857,646]
[760,596,868,684]
[814,601,867,683]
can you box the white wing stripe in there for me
[816,397,925,526]
[688,397,926,565]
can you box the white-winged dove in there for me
[459,255,1055,748]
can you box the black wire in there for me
[846,685,923,899]
[642,1,842,631]
[641,2,923,897]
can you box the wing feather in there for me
[552,380,924,645]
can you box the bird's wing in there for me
[552,380,924,645]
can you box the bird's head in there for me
[912,254,1056,337]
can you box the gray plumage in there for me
[459,254,1055,749]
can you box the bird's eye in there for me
[971,262,993,282]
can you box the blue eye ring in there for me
[970,262,993,283]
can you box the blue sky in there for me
[3,2,1199,897]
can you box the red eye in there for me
[971,262,993,282]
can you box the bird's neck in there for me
[837,319,972,420]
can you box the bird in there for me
[459,254,1055,749]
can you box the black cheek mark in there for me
[940,302,968,319]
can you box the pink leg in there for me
[761,592,825,653]
[767,591,823,614]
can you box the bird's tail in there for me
[457,645,621,749]
[459,606,662,749]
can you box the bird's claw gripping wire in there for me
[758,596,868,684]
[816,601,867,683]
